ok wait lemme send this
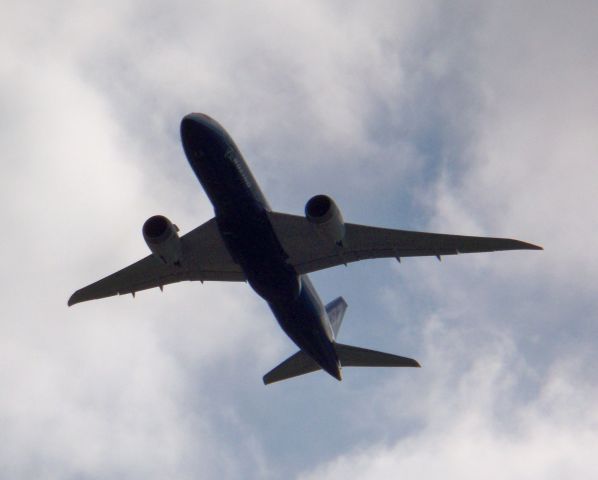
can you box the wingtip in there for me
[514,240,543,251]
[68,292,80,307]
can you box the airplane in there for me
[69,113,542,384]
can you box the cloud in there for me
[2,0,597,478]
[1,3,279,477]
[296,1,598,478]
[299,361,598,480]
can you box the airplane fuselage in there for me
[180,113,341,380]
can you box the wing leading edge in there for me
[68,218,245,306]
[268,212,542,275]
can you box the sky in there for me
[2,1,598,478]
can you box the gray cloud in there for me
[2,0,597,478]
[297,1,598,478]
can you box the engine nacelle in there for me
[142,215,183,266]
[305,194,346,246]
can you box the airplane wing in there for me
[68,218,245,306]
[268,212,542,275]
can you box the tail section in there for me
[263,295,420,385]
[325,296,348,336]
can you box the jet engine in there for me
[305,194,346,246]
[142,215,183,266]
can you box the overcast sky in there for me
[2,1,598,478]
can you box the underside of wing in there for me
[268,211,542,275]
[69,218,245,306]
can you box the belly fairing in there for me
[246,266,302,302]
[215,209,302,302]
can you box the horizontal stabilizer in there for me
[263,343,420,385]
[263,350,321,385]
[334,343,420,368]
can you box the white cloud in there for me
[429,2,598,279]
[299,328,598,480]
[298,1,598,478]
[1,3,279,477]
[2,0,597,478]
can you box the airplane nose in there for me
[180,113,229,145]
[181,113,217,150]
[181,113,209,135]
[180,113,235,172]
[180,114,214,163]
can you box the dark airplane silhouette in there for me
[69,114,542,384]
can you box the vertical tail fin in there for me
[325,296,348,337]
